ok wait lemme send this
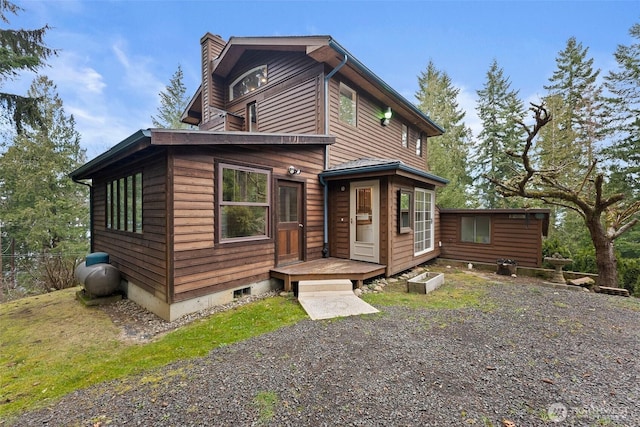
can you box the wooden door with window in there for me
[276,181,304,265]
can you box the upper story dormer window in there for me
[229,65,268,101]
[339,83,357,126]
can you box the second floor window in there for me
[230,65,267,101]
[401,124,408,148]
[339,83,357,126]
[416,134,423,157]
[247,102,257,131]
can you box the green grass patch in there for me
[253,390,279,423]
[0,288,307,419]
[363,269,496,312]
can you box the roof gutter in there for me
[320,162,449,185]
[320,53,347,257]
[327,39,445,135]
[70,129,152,180]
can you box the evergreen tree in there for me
[603,22,640,261]
[0,0,55,133]
[0,76,88,289]
[415,60,474,208]
[543,37,604,173]
[151,65,191,129]
[604,22,640,197]
[474,59,527,208]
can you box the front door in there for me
[276,180,304,265]
[350,180,380,263]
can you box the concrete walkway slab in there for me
[297,280,379,320]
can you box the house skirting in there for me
[123,278,281,321]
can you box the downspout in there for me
[72,178,94,253]
[320,53,348,257]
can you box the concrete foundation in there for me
[123,278,281,321]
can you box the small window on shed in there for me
[461,216,491,244]
[339,83,357,126]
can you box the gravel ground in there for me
[9,278,640,427]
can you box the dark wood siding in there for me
[386,178,440,276]
[170,144,325,302]
[222,52,322,134]
[439,212,545,267]
[92,152,168,302]
[327,78,427,171]
[328,180,350,259]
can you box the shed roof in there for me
[319,158,448,187]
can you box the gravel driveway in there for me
[10,280,640,426]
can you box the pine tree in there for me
[0,0,55,133]
[0,76,88,290]
[474,60,527,208]
[151,65,191,129]
[415,60,474,208]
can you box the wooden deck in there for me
[270,258,387,292]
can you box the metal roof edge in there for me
[70,129,151,180]
[319,161,448,185]
[327,38,445,135]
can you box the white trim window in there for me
[414,188,434,255]
[339,83,357,126]
[229,65,267,101]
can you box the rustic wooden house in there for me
[439,208,550,268]
[71,33,447,320]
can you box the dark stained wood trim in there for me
[150,130,334,146]
[166,150,175,304]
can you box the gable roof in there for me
[185,34,444,137]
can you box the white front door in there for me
[350,180,380,263]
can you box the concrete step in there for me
[298,279,353,294]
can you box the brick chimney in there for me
[200,33,226,125]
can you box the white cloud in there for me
[111,38,164,99]
[48,52,106,96]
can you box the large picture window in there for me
[414,188,434,255]
[461,216,491,244]
[339,83,357,126]
[219,164,270,241]
[229,65,268,101]
[106,172,142,233]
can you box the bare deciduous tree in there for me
[488,103,640,288]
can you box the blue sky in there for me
[8,0,640,159]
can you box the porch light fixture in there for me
[381,107,392,126]
[287,165,301,175]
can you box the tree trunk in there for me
[586,216,618,288]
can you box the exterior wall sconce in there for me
[381,107,392,126]
[287,165,301,175]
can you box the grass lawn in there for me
[0,288,307,419]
